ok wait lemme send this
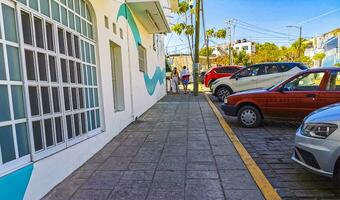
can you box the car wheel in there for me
[216,87,231,102]
[237,105,262,128]
[335,164,340,184]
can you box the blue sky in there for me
[165,0,340,53]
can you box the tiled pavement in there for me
[210,95,340,200]
[43,94,264,200]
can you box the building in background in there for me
[0,0,177,199]
[211,39,256,57]
[305,28,340,67]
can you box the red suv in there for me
[221,68,340,128]
[204,66,242,88]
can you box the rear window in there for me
[215,67,240,74]
[280,63,308,72]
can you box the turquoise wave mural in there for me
[0,164,33,200]
[117,4,165,96]
[144,66,166,95]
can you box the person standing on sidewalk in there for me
[181,66,190,94]
[171,67,179,94]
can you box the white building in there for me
[305,28,340,67]
[0,0,177,199]
[211,39,256,57]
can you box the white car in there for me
[212,62,308,102]
[292,103,340,181]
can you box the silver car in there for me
[292,103,340,181]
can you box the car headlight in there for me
[301,123,338,139]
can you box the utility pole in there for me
[193,0,201,96]
[226,19,235,65]
[287,25,302,58]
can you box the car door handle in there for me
[306,94,316,98]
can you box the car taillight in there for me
[301,123,338,139]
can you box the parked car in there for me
[220,67,340,128]
[212,62,308,102]
[204,66,242,89]
[200,71,206,84]
[292,103,340,182]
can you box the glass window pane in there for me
[61,6,68,26]
[0,85,11,122]
[68,0,74,10]
[87,24,93,39]
[49,56,57,82]
[61,0,67,5]
[94,88,98,107]
[74,114,80,136]
[34,17,44,48]
[7,46,21,81]
[51,0,60,22]
[11,86,25,119]
[96,109,100,128]
[72,88,78,109]
[90,44,95,64]
[68,11,75,30]
[66,115,73,139]
[16,123,30,157]
[29,87,40,116]
[21,11,33,45]
[63,87,70,110]
[92,67,97,86]
[40,0,50,16]
[25,50,36,80]
[76,63,82,84]
[44,119,54,147]
[61,58,68,82]
[74,0,80,14]
[85,42,90,63]
[85,88,89,108]
[83,64,87,85]
[58,28,65,54]
[38,53,47,81]
[0,45,6,80]
[0,126,16,163]
[81,40,85,61]
[46,22,54,51]
[87,111,91,131]
[91,110,95,130]
[52,87,60,113]
[66,32,73,56]
[2,4,18,43]
[85,5,91,21]
[81,112,86,133]
[81,19,87,36]
[89,88,94,107]
[74,35,80,58]
[32,121,43,151]
[80,0,85,18]
[55,117,63,143]
[29,0,39,11]
[75,16,81,33]
[78,88,84,108]
[69,60,75,83]
[17,0,27,5]
[41,87,51,114]
[87,65,92,85]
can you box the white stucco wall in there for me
[23,0,168,199]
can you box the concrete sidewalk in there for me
[43,94,264,200]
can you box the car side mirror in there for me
[235,74,240,80]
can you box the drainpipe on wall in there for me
[125,2,135,120]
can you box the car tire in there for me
[216,87,232,102]
[237,105,262,128]
[335,164,340,184]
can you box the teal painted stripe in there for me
[117,4,165,96]
[0,164,33,200]
[144,66,166,95]
[117,4,141,46]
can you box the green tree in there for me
[335,63,340,67]
[313,52,326,67]
[199,47,213,56]
[234,50,251,66]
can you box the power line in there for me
[298,7,340,25]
